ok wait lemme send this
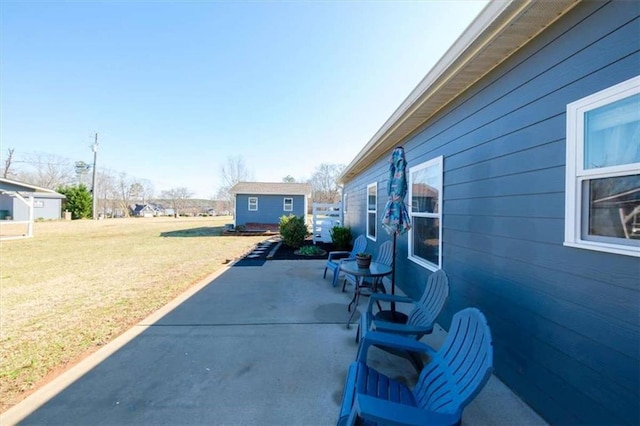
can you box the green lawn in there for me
[0,216,268,412]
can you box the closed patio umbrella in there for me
[381,146,411,319]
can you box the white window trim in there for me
[408,155,443,271]
[565,75,640,257]
[366,182,377,241]
[248,197,258,211]
[283,197,293,212]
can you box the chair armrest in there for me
[372,320,433,336]
[368,293,413,304]
[354,394,459,426]
[327,251,352,261]
[356,331,436,362]
[366,293,413,313]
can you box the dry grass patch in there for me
[0,216,268,412]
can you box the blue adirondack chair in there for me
[356,269,449,371]
[338,308,493,426]
[323,234,367,287]
[342,240,393,293]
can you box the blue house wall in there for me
[343,2,639,424]
[0,180,64,220]
[12,197,62,221]
[235,194,306,226]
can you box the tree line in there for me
[2,149,346,219]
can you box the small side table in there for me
[340,260,392,328]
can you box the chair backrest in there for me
[349,235,367,257]
[407,269,449,329]
[414,308,494,415]
[374,240,394,266]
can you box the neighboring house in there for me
[129,203,176,217]
[0,177,65,221]
[229,182,312,228]
[340,1,639,425]
[130,204,159,218]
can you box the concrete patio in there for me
[2,259,548,425]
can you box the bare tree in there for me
[308,163,345,203]
[95,170,117,217]
[139,179,155,203]
[115,173,135,217]
[220,156,253,188]
[161,187,194,217]
[18,153,75,189]
[2,148,15,178]
[218,156,254,217]
[129,182,145,203]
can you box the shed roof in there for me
[0,177,66,198]
[230,182,312,196]
[340,0,579,183]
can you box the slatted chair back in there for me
[325,234,368,287]
[414,307,494,415]
[351,234,367,257]
[406,269,449,331]
[375,240,394,266]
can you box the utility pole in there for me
[91,133,99,220]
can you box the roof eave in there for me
[0,177,61,194]
[340,0,580,183]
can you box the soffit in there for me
[341,0,580,183]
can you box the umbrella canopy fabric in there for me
[382,147,411,236]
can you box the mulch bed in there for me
[270,239,338,260]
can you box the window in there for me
[283,197,293,211]
[34,200,44,208]
[366,183,377,240]
[565,76,640,257]
[408,156,443,270]
[248,197,258,211]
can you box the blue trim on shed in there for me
[343,2,640,424]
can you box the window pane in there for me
[584,93,640,169]
[368,212,376,237]
[412,216,439,265]
[584,174,640,240]
[249,197,257,210]
[368,186,376,211]
[411,166,440,213]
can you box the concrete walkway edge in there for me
[0,264,234,425]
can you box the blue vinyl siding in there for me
[18,198,62,220]
[235,194,306,226]
[343,2,639,424]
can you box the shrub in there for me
[57,184,92,219]
[330,226,352,250]
[296,245,326,256]
[279,214,308,248]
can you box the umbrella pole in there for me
[391,233,397,320]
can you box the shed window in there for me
[248,197,258,211]
[408,156,443,270]
[283,197,293,211]
[366,183,377,241]
[565,75,640,257]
